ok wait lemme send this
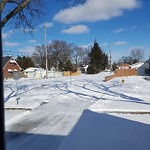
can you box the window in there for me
[8,69,13,74]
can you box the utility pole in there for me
[109,43,112,71]
[44,25,48,79]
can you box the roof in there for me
[2,56,12,68]
[145,58,150,63]
[24,67,39,72]
[119,63,129,67]
[129,62,144,68]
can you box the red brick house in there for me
[2,56,21,78]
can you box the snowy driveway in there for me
[4,72,150,150]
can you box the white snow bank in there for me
[5,110,31,127]
[89,76,150,113]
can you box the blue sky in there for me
[2,0,150,62]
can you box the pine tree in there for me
[102,53,108,70]
[16,56,35,70]
[87,40,103,74]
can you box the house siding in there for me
[3,57,21,78]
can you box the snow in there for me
[129,62,144,68]
[90,76,150,113]
[58,110,150,150]
[4,72,150,150]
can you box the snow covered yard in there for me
[4,72,150,150]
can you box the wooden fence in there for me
[104,68,137,81]
[115,68,137,77]
[63,71,81,76]
[104,75,115,82]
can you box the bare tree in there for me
[32,45,45,68]
[73,46,90,67]
[32,45,55,69]
[1,0,45,30]
[131,48,144,62]
[51,40,74,71]
[118,56,134,65]
[1,0,86,30]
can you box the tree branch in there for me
[0,0,9,14]
[1,0,30,28]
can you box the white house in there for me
[144,58,150,75]
[24,67,63,78]
[129,62,145,75]
[81,65,88,73]
[24,67,39,78]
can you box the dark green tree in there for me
[87,40,103,74]
[102,53,108,70]
[112,62,118,71]
[16,56,35,70]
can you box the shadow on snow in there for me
[6,131,65,150]
[58,109,150,150]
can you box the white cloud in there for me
[53,0,141,24]
[130,26,137,30]
[27,40,37,44]
[101,43,109,47]
[113,26,137,33]
[113,28,126,33]
[39,22,53,28]
[80,43,92,49]
[2,33,9,40]
[2,30,14,40]
[4,41,20,47]
[62,25,89,34]
[113,41,127,45]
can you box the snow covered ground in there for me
[4,72,150,150]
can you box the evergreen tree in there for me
[112,62,118,71]
[102,53,108,70]
[87,40,103,74]
[16,56,35,70]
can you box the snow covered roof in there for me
[119,63,129,67]
[129,62,144,68]
[8,69,13,72]
[2,56,21,70]
[82,65,88,69]
[145,58,150,63]
[10,59,16,63]
[118,63,129,69]
[24,67,39,72]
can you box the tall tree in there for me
[118,48,144,65]
[73,46,90,67]
[131,48,144,63]
[102,53,108,70]
[51,40,74,71]
[16,56,35,70]
[112,62,117,71]
[118,56,133,65]
[87,40,103,74]
[32,40,77,71]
